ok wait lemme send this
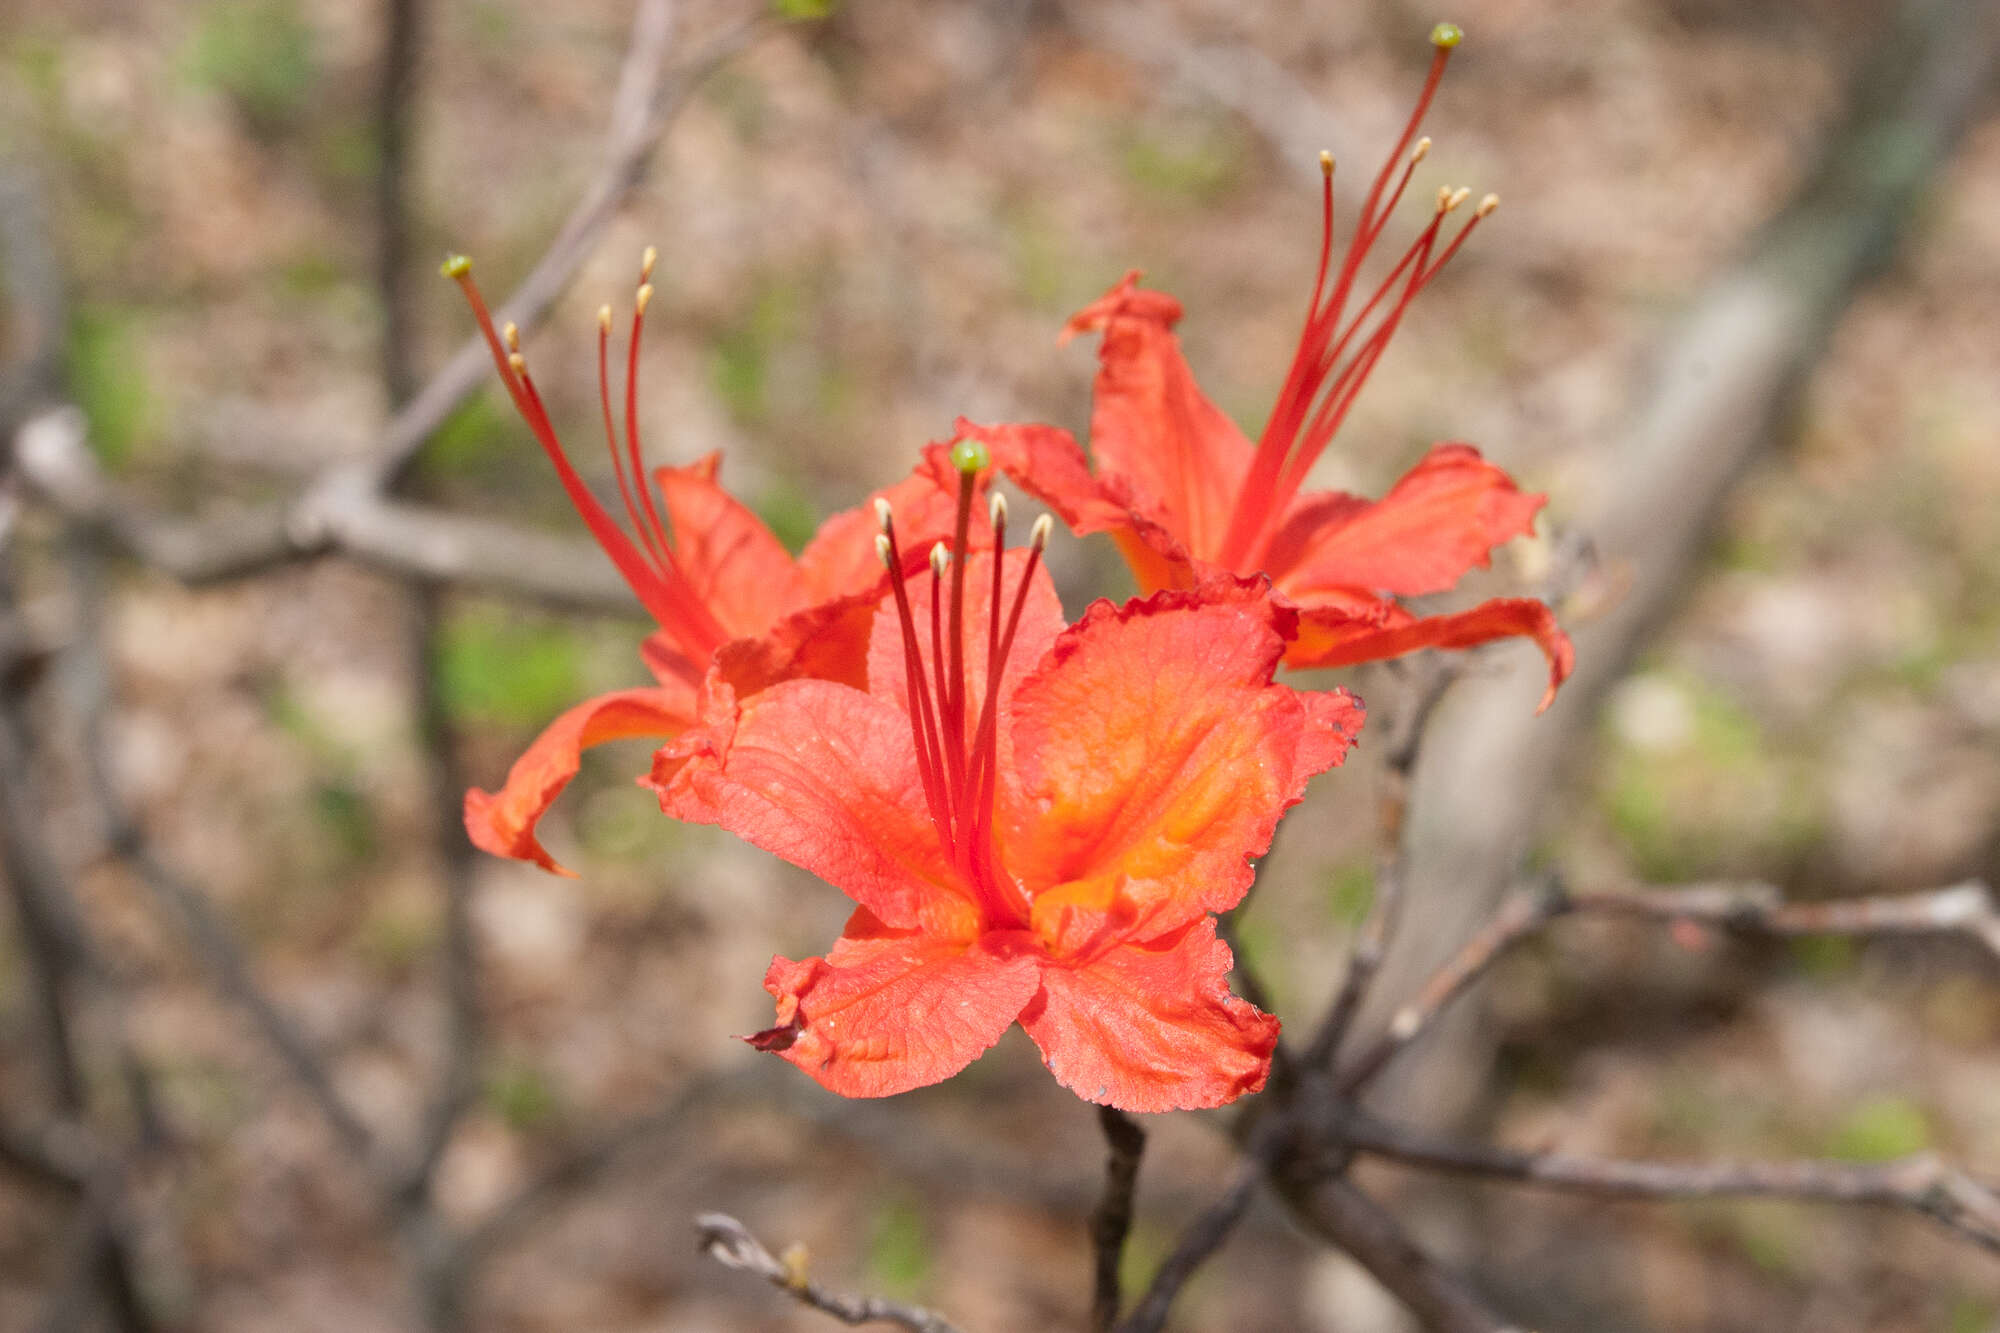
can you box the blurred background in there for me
[1,0,1997,1329]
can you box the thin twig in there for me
[1089,1106,1146,1331]
[1337,878,2000,1097]
[1112,1102,1301,1333]
[60,535,382,1168]
[14,3,767,598]
[1302,658,1462,1072]
[1276,1176,1520,1333]
[696,1212,966,1333]
[1342,1114,2000,1256]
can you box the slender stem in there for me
[1343,1113,2000,1255]
[696,1212,965,1333]
[1089,1107,1147,1332]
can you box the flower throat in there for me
[874,443,1051,928]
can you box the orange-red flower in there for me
[445,254,977,874]
[649,453,1363,1110]
[981,26,1573,710]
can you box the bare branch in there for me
[15,408,634,609]
[58,535,382,1169]
[339,0,764,494]
[1342,1115,2000,1256]
[1276,1177,1522,1333]
[1303,659,1465,1073]
[695,1212,966,1333]
[1089,1106,1146,1331]
[13,3,769,600]
[1338,879,2000,1097]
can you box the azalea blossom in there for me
[649,446,1364,1110]
[982,24,1573,710]
[444,253,978,873]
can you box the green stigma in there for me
[440,253,472,279]
[1429,21,1463,48]
[949,437,990,474]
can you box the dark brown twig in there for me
[60,535,382,1169]
[1303,657,1463,1073]
[1342,1114,2000,1256]
[1275,1176,1519,1333]
[14,2,767,599]
[1089,1106,1147,1331]
[1336,878,2000,1097]
[695,1212,965,1333]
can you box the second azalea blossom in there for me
[982,25,1574,709]
[649,458,1363,1111]
[445,253,980,873]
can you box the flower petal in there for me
[714,592,881,699]
[1288,596,1577,713]
[1064,272,1254,561]
[654,453,808,637]
[1018,917,1278,1111]
[957,419,1133,539]
[649,679,974,934]
[1003,586,1364,956]
[1271,444,1545,598]
[465,685,697,876]
[753,909,1039,1099]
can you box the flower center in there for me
[1219,21,1497,571]
[874,444,1052,928]
[444,249,728,661]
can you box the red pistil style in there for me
[444,253,985,874]
[653,447,1366,1111]
[977,23,1575,711]
[874,443,1052,930]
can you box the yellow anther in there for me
[507,352,527,375]
[503,321,520,353]
[1319,149,1335,177]
[1435,185,1453,213]
[874,533,893,567]
[640,245,658,282]
[873,497,894,533]
[1411,136,1432,165]
[989,491,1007,527]
[1029,513,1053,550]
[635,283,654,317]
[929,542,951,578]
[1445,186,1472,213]
[1476,192,1500,218]
[597,304,613,333]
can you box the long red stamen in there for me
[1217,26,1477,570]
[445,254,728,656]
[879,446,1038,926]
[875,517,948,839]
[598,305,667,574]
[625,253,682,572]
[928,541,962,816]
[967,512,1050,859]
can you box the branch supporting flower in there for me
[1089,1107,1147,1332]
